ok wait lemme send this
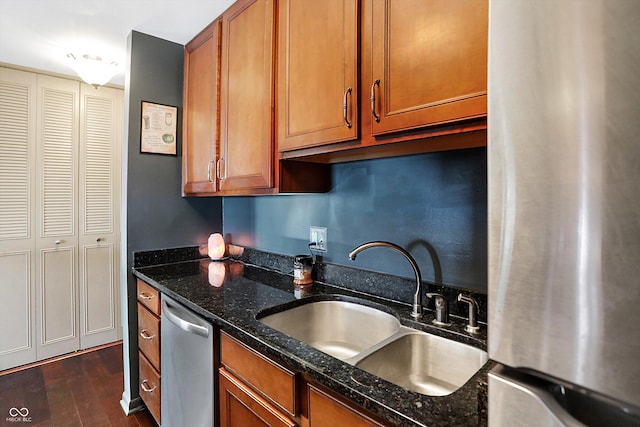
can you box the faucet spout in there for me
[348,241,423,319]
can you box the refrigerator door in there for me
[488,0,640,409]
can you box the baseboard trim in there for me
[0,340,123,377]
[120,392,146,415]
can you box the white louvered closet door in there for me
[0,68,37,370]
[35,75,80,360]
[78,84,122,349]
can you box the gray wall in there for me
[224,148,487,292]
[120,31,222,411]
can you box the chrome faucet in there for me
[457,294,480,334]
[426,293,451,326]
[348,241,423,319]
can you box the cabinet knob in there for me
[96,237,104,242]
[54,240,62,245]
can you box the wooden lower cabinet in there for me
[137,279,161,424]
[218,331,388,426]
[219,368,296,427]
[137,304,160,370]
[139,352,161,423]
[306,383,385,427]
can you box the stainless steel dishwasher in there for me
[161,294,214,427]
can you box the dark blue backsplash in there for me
[223,147,487,292]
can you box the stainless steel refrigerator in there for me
[488,1,640,425]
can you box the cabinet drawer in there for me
[308,383,385,427]
[137,279,160,315]
[139,352,161,424]
[219,368,296,427]
[221,332,297,417]
[137,303,160,371]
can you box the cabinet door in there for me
[183,20,221,195]
[308,383,385,427]
[277,0,358,151]
[78,84,122,349]
[219,0,275,191]
[0,68,37,370]
[219,368,296,427]
[369,0,487,135]
[35,75,80,361]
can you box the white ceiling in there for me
[0,0,236,86]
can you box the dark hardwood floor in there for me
[0,343,157,427]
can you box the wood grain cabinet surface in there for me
[277,0,359,152]
[219,331,389,427]
[136,279,161,424]
[307,383,386,427]
[278,0,488,161]
[221,331,297,417]
[219,0,276,193]
[368,0,488,136]
[181,0,486,194]
[182,19,221,196]
[219,368,296,427]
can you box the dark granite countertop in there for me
[133,256,492,426]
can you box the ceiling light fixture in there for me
[67,53,118,88]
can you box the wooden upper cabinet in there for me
[277,0,359,152]
[219,0,275,192]
[368,0,488,135]
[182,20,221,195]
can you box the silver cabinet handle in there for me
[138,292,154,300]
[162,300,209,338]
[216,158,224,181]
[96,237,104,242]
[370,79,380,122]
[343,87,352,128]
[139,329,155,340]
[54,240,62,245]
[207,160,215,183]
[140,379,156,393]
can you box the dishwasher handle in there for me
[162,300,209,338]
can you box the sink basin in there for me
[258,300,401,360]
[355,332,488,396]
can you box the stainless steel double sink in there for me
[257,299,487,397]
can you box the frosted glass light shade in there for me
[67,53,118,87]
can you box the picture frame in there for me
[140,101,178,155]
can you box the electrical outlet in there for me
[309,226,327,252]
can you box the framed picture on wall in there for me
[140,101,178,155]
